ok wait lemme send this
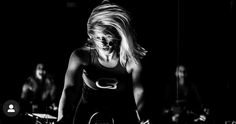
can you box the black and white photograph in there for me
[1,0,235,124]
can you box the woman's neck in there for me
[97,49,117,62]
[97,50,119,68]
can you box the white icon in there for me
[7,104,15,113]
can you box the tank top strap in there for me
[89,49,98,65]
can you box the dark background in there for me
[1,0,235,123]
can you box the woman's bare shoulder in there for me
[70,47,92,64]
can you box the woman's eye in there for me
[106,34,112,38]
[96,37,101,40]
[102,37,106,42]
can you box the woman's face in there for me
[93,26,119,53]
[175,66,186,79]
[36,64,46,79]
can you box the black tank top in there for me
[81,49,135,110]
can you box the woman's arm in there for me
[127,59,146,123]
[132,62,144,112]
[57,51,84,122]
[130,60,151,124]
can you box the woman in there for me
[57,1,147,124]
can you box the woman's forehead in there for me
[93,26,112,36]
[94,25,120,38]
[94,25,105,31]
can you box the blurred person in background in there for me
[20,63,57,115]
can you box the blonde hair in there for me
[87,1,147,67]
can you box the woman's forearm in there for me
[57,90,67,121]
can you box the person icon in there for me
[7,104,16,113]
[3,99,20,117]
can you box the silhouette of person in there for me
[57,1,148,124]
[20,63,57,114]
[162,65,204,124]
[7,104,16,113]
